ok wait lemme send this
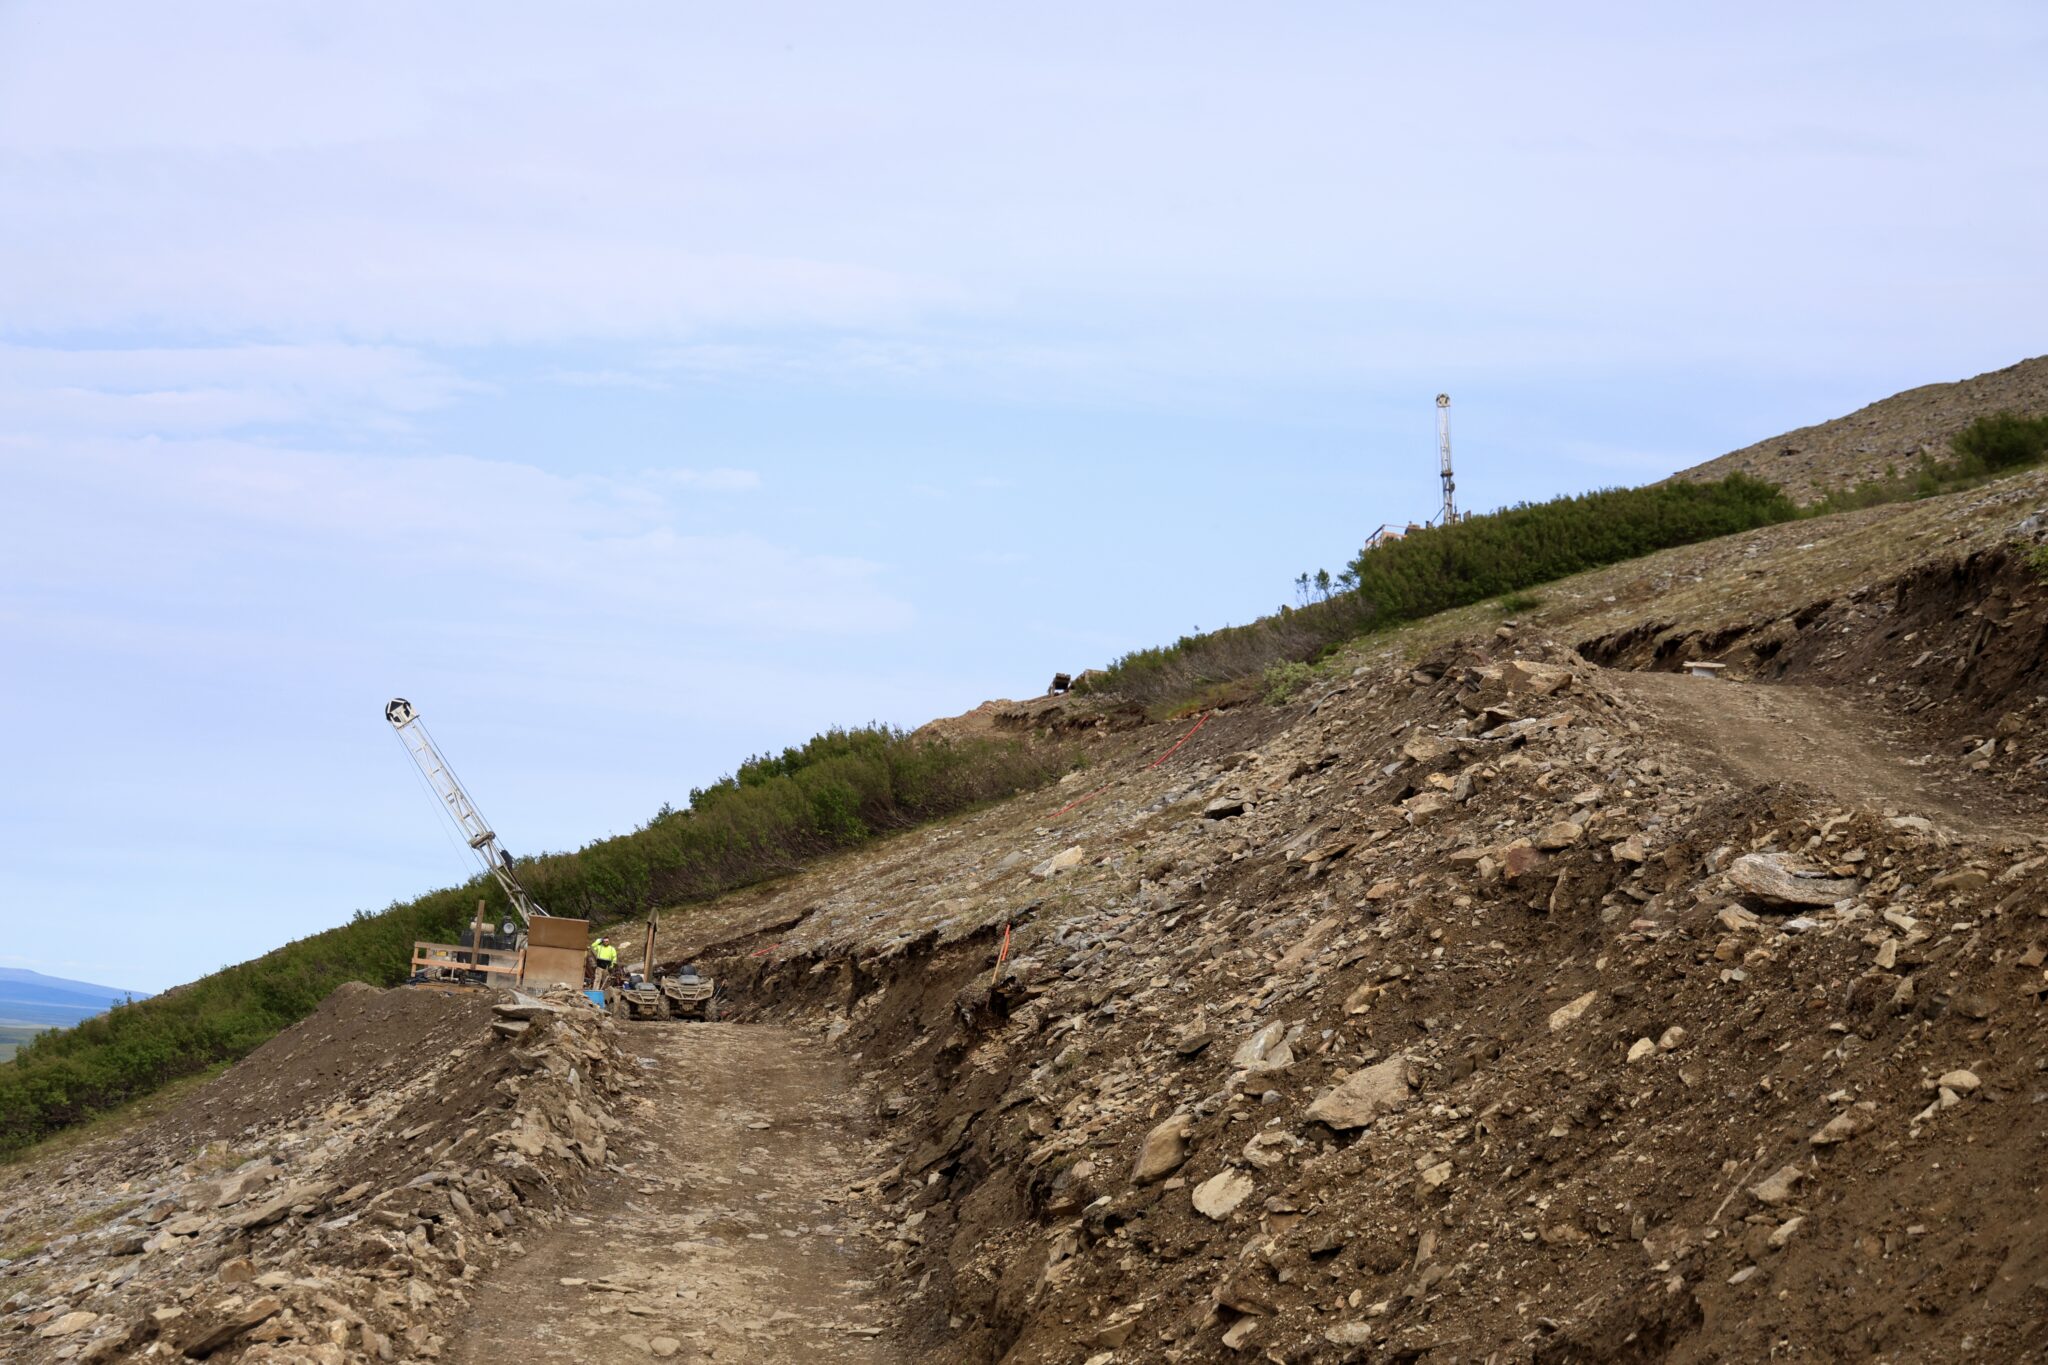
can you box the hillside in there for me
[3,371,2048,1361]
[1672,355,2048,504]
[3,458,2044,1362]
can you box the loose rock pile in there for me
[0,984,624,1363]
[723,611,2048,1361]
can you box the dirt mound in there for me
[913,691,1140,744]
[152,981,495,1150]
[1671,355,2048,504]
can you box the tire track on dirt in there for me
[1608,671,2028,834]
[449,1023,899,1365]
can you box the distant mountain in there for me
[0,967,150,1028]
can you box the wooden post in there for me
[643,914,658,981]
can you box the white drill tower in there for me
[385,698,552,925]
[1435,393,1457,525]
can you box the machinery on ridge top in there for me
[384,697,717,1018]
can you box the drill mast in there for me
[385,698,551,926]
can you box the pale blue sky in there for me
[2,2,2043,991]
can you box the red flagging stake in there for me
[1048,782,1113,818]
[1049,711,1214,820]
[991,922,1012,988]
[749,942,782,958]
[1147,711,1211,768]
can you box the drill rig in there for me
[387,698,590,991]
[385,698,716,1014]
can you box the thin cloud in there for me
[3,436,906,635]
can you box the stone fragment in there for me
[1132,1114,1195,1183]
[1401,733,1452,765]
[1500,839,1542,878]
[39,1311,98,1338]
[1506,660,1574,695]
[1728,853,1858,907]
[1091,1316,1139,1349]
[1230,1021,1295,1074]
[1611,836,1647,864]
[1716,905,1760,933]
[1534,820,1584,851]
[493,996,569,1020]
[1547,990,1599,1032]
[1749,1164,1806,1207]
[1204,797,1248,820]
[1657,1026,1688,1051]
[1937,1069,1981,1094]
[1241,1130,1296,1171]
[1768,1216,1807,1250]
[1192,1169,1255,1220]
[1930,868,1989,894]
[177,1297,283,1357]
[1402,792,1451,824]
[1626,1037,1656,1063]
[1304,1055,1411,1131]
[649,1337,681,1358]
[1809,1110,1865,1146]
[1028,846,1085,880]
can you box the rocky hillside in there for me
[681,471,2048,1362]
[1672,356,2048,504]
[3,467,2044,1364]
[0,983,624,1363]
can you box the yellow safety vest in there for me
[592,942,617,964]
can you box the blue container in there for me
[583,989,607,1009]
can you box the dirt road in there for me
[1609,670,2025,832]
[449,1023,900,1365]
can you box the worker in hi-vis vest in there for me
[590,936,618,988]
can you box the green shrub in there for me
[1950,412,2048,474]
[1083,474,1795,707]
[1807,413,2048,518]
[1,725,1068,1156]
[1497,591,1543,615]
[1262,660,1315,705]
[1339,474,1795,623]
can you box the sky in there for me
[2,2,2044,992]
